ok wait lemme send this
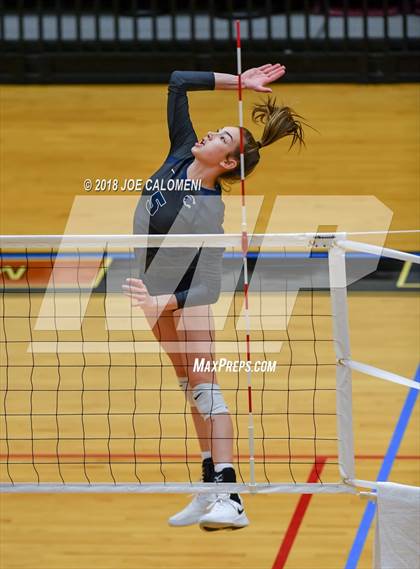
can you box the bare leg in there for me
[145,309,211,454]
[173,304,234,465]
[189,407,210,454]
[147,305,245,529]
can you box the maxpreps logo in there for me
[0,254,110,289]
[193,357,277,373]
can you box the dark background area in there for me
[1,0,419,83]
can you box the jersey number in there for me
[146,191,166,216]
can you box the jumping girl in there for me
[123,64,305,531]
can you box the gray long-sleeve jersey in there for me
[133,70,225,308]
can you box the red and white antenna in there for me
[235,19,256,488]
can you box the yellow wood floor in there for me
[0,83,419,569]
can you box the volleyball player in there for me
[123,65,305,530]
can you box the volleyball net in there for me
[0,232,418,494]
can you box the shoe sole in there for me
[168,521,198,527]
[199,521,249,532]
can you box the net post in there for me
[328,243,355,481]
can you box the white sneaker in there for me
[199,494,249,531]
[168,493,216,527]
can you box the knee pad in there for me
[192,383,229,420]
[178,378,195,407]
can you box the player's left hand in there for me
[242,63,286,92]
[123,278,158,314]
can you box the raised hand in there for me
[242,63,286,93]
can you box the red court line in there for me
[0,453,419,460]
[271,457,328,569]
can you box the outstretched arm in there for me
[214,63,286,92]
[166,64,286,157]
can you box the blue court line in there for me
[344,364,420,569]
[0,251,337,259]
[3,251,418,260]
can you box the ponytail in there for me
[218,95,309,187]
[252,95,306,151]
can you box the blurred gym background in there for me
[1,1,419,84]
